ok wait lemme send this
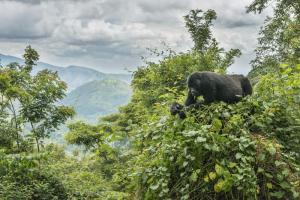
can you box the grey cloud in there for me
[4,0,86,5]
[193,1,267,28]
[0,0,267,74]
[138,1,192,13]
[222,20,259,28]
[229,52,255,75]
[4,0,44,5]
[0,1,55,39]
[215,12,265,28]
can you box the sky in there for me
[0,0,270,74]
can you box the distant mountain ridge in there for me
[0,53,132,92]
[62,79,132,122]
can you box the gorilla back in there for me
[185,71,252,106]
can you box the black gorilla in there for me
[171,71,252,118]
[185,71,252,106]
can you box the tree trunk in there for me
[30,122,40,153]
[35,137,40,153]
[9,99,20,150]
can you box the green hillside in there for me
[62,79,132,123]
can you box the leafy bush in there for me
[0,151,68,200]
[41,144,129,200]
[129,64,300,199]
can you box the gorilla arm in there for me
[185,90,197,106]
[241,77,252,96]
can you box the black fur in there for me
[185,71,252,106]
[170,102,186,119]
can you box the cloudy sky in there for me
[0,0,269,74]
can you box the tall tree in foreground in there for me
[21,69,75,152]
[0,46,75,152]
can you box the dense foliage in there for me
[0,151,68,199]
[128,63,300,199]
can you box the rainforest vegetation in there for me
[0,0,299,199]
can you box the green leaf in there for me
[183,161,188,167]
[211,119,222,133]
[228,162,237,168]
[258,153,266,161]
[235,153,242,159]
[275,160,283,166]
[280,63,288,68]
[281,169,289,177]
[209,172,217,180]
[215,164,223,175]
[279,181,290,189]
[267,145,276,156]
[292,190,299,198]
[270,191,285,198]
[257,167,264,173]
[265,173,273,178]
[214,179,225,193]
[190,171,198,182]
[266,183,273,189]
[150,184,159,190]
[196,136,207,143]
[204,175,209,182]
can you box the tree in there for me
[247,0,300,78]
[65,121,104,151]
[184,9,217,52]
[0,46,75,152]
[0,46,76,199]
[184,9,241,73]
[0,59,29,151]
[21,70,75,152]
[23,45,39,72]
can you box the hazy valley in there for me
[0,53,132,122]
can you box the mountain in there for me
[0,53,24,65]
[0,53,62,71]
[62,79,132,123]
[0,53,131,92]
[49,65,107,92]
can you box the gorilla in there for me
[185,72,252,106]
[171,71,252,118]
